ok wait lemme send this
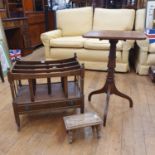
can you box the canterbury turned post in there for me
[83,30,146,126]
[0,62,4,82]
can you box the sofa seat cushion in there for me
[149,43,155,53]
[84,39,123,50]
[50,36,86,48]
[50,48,122,62]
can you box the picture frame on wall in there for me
[145,0,155,29]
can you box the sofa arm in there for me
[122,40,135,63]
[136,39,149,65]
[136,39,149,52]
[41,29,62,46]
[123,40,135,51]
[40,30,62,59]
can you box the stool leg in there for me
[67,130,73,144]
[92,126,95,132]
[96,125,101,139]
[80,96,84,113]
[0,63,4,82]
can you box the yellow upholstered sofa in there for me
[41,7,135,72]
[135,9,155,75]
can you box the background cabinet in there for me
[26,12,45,48]
[22,0,55,48]
[0,0,32,56]
[0,1,7,18]
[0,0,53,55]
[23,0,46,48]
[72,0,147,9]
[6,0,24,17]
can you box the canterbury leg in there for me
[0,62,4,82]
[80,96,84,113]
[13,107,20,131]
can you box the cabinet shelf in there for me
[12,8,23,11]
[8,3,22,5]
[7,0,24,18]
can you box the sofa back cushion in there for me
[56,7,93,36]
[135,9,145,31]
[93,8,135,31]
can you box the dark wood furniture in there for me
[23,0,49,48]
[6,0,24,18]
[0,62,4,82]
[83,30,146,126]
[0,0,51,55]
[25,12,45,48]
[3,17,32,56]
[149,66,155,82]
[0,0,32,56]
[44,5,55,31]
[22,0,55,48]
[7,55,85,130]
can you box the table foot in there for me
[88,82,133,126]
[114,88,133,108]
[88,87,106,102]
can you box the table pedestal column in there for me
[88,39,133,126]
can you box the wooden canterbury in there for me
[7,55,85,131]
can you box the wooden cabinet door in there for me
[23,0,34,12]
[27,12,45,47]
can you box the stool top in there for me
[63,112,102,130]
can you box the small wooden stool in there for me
[63,112,102,143]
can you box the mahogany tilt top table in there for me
[83,30,146,126]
